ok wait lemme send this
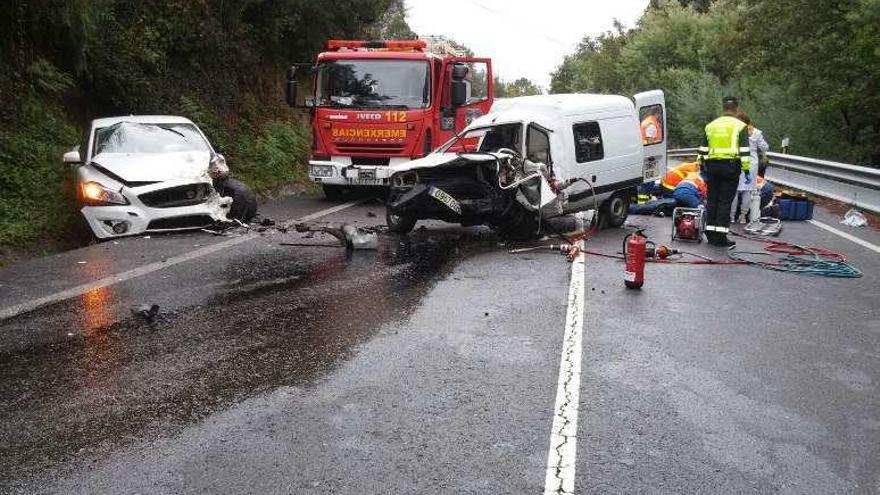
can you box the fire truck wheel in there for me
[322,184,346,201]
[385,207,417,234]
[600,190,630,228]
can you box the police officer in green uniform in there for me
[697,96,751,246]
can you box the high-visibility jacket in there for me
[678,171,707,199]
[698,115,751,172]
[660,161,700,190]
[640,114,663,145]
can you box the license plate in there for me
[359,169,376,180]
[353,178,383,185]
[428,186,461,215]
[644,157,658,180]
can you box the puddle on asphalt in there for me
[0,228,500,486]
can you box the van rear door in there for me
[634,90,666,182]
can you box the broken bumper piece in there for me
[388,184,494,225]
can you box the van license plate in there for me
[428,186,461,215]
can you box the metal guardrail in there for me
[668,148,880,213]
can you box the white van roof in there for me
[492,94,634,117]
[471,93,635,131]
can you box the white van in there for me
[385,91,667,239]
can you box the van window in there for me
[573,122,603,163]
[526,124,551,164]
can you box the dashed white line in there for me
[0,200,360,321]
[807,219,880,254]
[544,214,588,495]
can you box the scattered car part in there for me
[294,223,379,250]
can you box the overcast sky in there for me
[405,0,650,90]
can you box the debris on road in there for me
[132,304,160,324]
[366,211,377,218]
[293,223,379,250]
[841,209,868,228]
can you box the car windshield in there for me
[93,122,210,155]
[437,123,523,154]
[315,59,430,109]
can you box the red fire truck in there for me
[286,40,494,199]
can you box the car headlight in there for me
[393,171,419,188]
[311,164,334,178]
[81,181,129,205]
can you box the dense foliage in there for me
[0,0,408,251]
[551,0,880,167]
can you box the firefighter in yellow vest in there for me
[697,96,751,246]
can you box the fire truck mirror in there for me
[451,64,469,81]
[286,80,298,107]
[451,81,467,107]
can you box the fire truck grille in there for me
[336,143,406,155]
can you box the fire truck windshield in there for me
[315,60,430,109]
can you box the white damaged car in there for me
[63,116,257,239]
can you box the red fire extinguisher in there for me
[623,230,647,289]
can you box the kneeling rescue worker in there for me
[697,96,751,246]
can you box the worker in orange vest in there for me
[640,112,664,145]
[661,161,701,194]
[671,171,707,208]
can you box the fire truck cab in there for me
[286,40,493,199]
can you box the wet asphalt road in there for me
[1,193,878,494]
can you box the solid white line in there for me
[0,200,361,321]
[544,215,587,495]
[807,219,880,254]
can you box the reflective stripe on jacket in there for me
[660,161,700,190]
[697,116,751,172]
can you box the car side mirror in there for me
[451,80,467,107]
[63,149,81,164]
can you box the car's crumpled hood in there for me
[389,152,497,174]
[90,151,212,183]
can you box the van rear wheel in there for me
[600,190,631,228]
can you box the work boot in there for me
[716,235,736,247]
[705,232,719,245]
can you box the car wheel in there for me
[322,184,346,201]
[385,207,417,234]
[217,178,258,222]
[491,204,539,241]
[600,190,631,228]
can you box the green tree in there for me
[495,77,543,97]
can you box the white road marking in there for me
[807,219,880,254]
[544,214,587,495]
[0,201,361,321]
